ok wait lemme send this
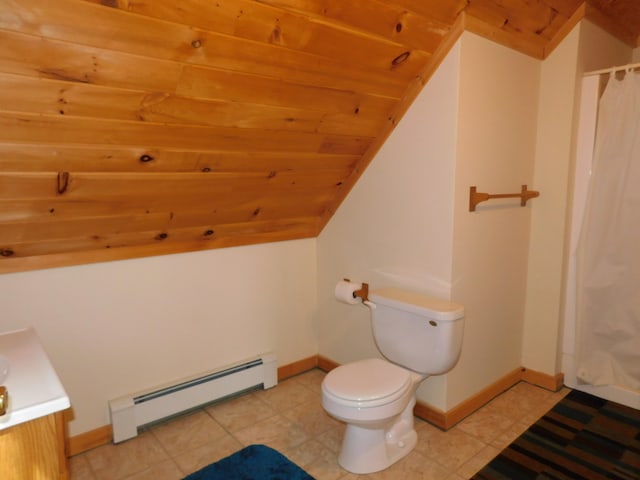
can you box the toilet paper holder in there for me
[344,278,369,302]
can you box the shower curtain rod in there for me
[584,61,640,77]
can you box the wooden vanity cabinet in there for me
[0,410,69,480]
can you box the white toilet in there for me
[321,287,465,474]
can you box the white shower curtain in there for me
[576,70,640,391]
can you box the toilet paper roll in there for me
[334,280,362,305]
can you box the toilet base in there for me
[337,399,418,474]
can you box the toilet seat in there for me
[323,358,411,408]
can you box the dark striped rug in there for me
[471,389,639,480]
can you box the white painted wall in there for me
[522,20,631,378]
[317,41,461,409]
[448,33,540,408]
[578,20,633,73]
[318,32,541,412]
[0,239,318,435]
[521,26,581,376]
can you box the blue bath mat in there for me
[183,444,315,480]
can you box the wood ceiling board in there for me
[0,145,360,173]
[0,0,636,273]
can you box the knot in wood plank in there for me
[391,51,410,67]
[57,172,70,195]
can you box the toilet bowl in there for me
[321,287,465,474]
[321,358,424,473]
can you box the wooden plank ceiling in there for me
[0,0,637,273]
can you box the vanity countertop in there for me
[0,327,70,430]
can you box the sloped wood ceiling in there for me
[0,0,637,273]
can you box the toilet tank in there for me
[368,288,465,375]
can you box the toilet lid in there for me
[323,358,411,405]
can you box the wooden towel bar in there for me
[469,185,539,212]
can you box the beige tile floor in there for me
[69,369,569,480]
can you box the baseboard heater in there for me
[109,353,277,443]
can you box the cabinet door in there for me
[0,412,68,479]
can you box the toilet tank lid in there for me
[369,288,464,321]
